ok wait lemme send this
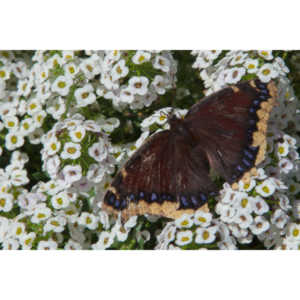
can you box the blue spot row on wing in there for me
[105,190,209,211]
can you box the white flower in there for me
[51,75,73,96]
[46,138,61,156]
[61,142,81,160]
[111,59,129,81]
[64,62,79,77]
[234,192,254,213]
[20,118,36,135]
[278,158,294,174]
[153,55,170,72]
[51,191,70,209]
[3,116,19,131]
[88,141,108,162]
[175,214,194,228]
[152,75,169,95]
[0,192,14,212]
[225,67,246,84]
[78,212,98,230]
[2,238,19,250]
[257,63,278,83]
[234,212,253,229]
[250,216,270,235]
[255,179,276,197]
[46,97,66,120]
[92,231,114,250]
[79,55,102,80]
[194,211,212,227]
[27,99,42,116]
[112,221,130,242]
[244,58,259,74]
[120,87,135,103]
[124,216,138,230]
[175,230,193,246]
[288,223,300,240]
[44,216,67,233]
[74,84,96,107]
[252,196,269,215]
[10,222,26,240]
[20,232,36,250]
[33,110,47,127]
[289,180,300,195]
[5,132,25,150]
[62,165,82,184]
[69,126,86,142]
[271,209,289,229]
[276,141,289,158]
[195,226,218,244]
[31,207,52,224]
[132,51,151,65]
[128,76,149,95]
[238,179,256,192]
[64,239,82,250]
[37,240,58,250]
[230,52,248,66]
[87,164,105,183]
[10,169,29,186]
[258,50,273,61]
[47,54,63,69]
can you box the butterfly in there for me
[102,79,277,220]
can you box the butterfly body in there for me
[102,79,277,220]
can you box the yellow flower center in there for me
[262,186,270,194]
[11,136,17,144]
[56,197,63,205]
[241,198,248,208]
[67,147,76,154]
[138,55,145,63]
[86,65,93,72]
[261,51,268,57]
[197,217,207,223]
[16,227,22,235]
[50,220,59,226]
[244,183,250,190]
[262,69,270,76]
[51,143,57,151]
[134,82,142,89]
[81,92,89,99]
[58,81,66,88]
[104,237,109,244]
[37,213,46,219]
[159,115,166,121]
[181,236,189,242]
[29,103,37,110]
[0,198,5,207]
[0,70,6,78]
[292,228,299,237]
[278,146,285,154]
[75,132,82,139]
[116,66,122,74]
[7,121,15,127]
[86,216,92,224]
[23,123,29,130]
[25,238,32,245]
[248,64,255,69]
[202,231,209,240]
[181,220,189,226]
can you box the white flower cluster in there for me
[0,50,179,249]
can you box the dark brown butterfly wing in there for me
[102,79,277,220]
[183,79,277,186]
[103,130,214,220]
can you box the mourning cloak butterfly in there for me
[102,79,277,220]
